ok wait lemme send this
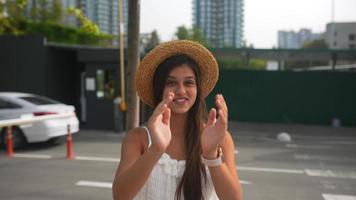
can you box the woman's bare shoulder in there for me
[123,126,149,152]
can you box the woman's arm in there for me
[112,128,163,200]
[207,133,242,200]
[112,94,173,199]
[201,94,242,199]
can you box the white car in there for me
[0,92,79,149]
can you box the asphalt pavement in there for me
[0,121,355,200]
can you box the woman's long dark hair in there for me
[153,54,208,200]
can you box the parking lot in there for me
[1,122,356,200]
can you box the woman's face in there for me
[162,64,198,115]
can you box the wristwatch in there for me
[201,147,223,167]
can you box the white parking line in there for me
[320,180,337,189]
[286,143,331,149]
[322,194,356,200]
[294,154,311,160]
[294,154,356,162]
[75,156,120,162]
[237,166,304,174]
[240,180,252,185]
[13,153,52,159]
[305,169,356,179]
[286,144,299,148]
[76,181,112,189]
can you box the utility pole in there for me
[126,0,140,130]
[331,0,336,70]
[118,0,126,112]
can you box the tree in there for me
[0,0,27,34]
[144,30,160,52]
[0,0,110,45]
[175,25,190,40]
[175,25,208,46]
[301,39,328,49]
[286,39,329,69]
[50,0,63,23]
[217,58,266,70]
[5,0,27,21]
[67,7,99,34]
[191,26,207,45]
[29,0,63,23]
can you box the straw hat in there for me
[135,40,219,107]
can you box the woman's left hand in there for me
[201,94,228,159]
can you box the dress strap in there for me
[142,126,152,147]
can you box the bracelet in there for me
[201,148,223,167]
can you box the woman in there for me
[112,40,242,200]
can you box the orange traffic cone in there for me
[66,124,75,160]
[6,126,14,157]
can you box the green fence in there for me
[206,69,356,127]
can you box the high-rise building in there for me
[77,0,128,36]
[25,0,128,37]
[193,0,244,48]
[278,29,321,49]
[325,22,356,49]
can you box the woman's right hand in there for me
[147,92,174,154]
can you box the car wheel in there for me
[1,127,27,149]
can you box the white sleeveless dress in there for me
[133,126,219,200]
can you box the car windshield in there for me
[20,96,60,105]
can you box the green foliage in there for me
[175,25,208,46]
[144,30,160,52]
[176,25,190,40]
[217,58,266,70]
[67,7,99,34]
[18,20,111,45]
[249,59,267,70]
[286,39,329,69]
[301,39,328,49]
[50,0,63,23]
[0,0,28,34]
[29,0,62,23]
[1,1,111,45]
[217,58,244,69]
[191,26,207,45]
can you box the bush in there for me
[14,20,112,45]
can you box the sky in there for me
[140,0,356,48]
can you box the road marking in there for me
[76,181,112,189]
[237,166,304,174]
[286,144,299,148]
[295,154,356,162]
[75,156,120,162]
[294,154,311,160]
[286,143,331,149]
[305,169,356,179]
[13,153,52,159]
[320,180,337,189]
[321,141,356,145]
[240,180,252,185]
[322,194,356,200]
